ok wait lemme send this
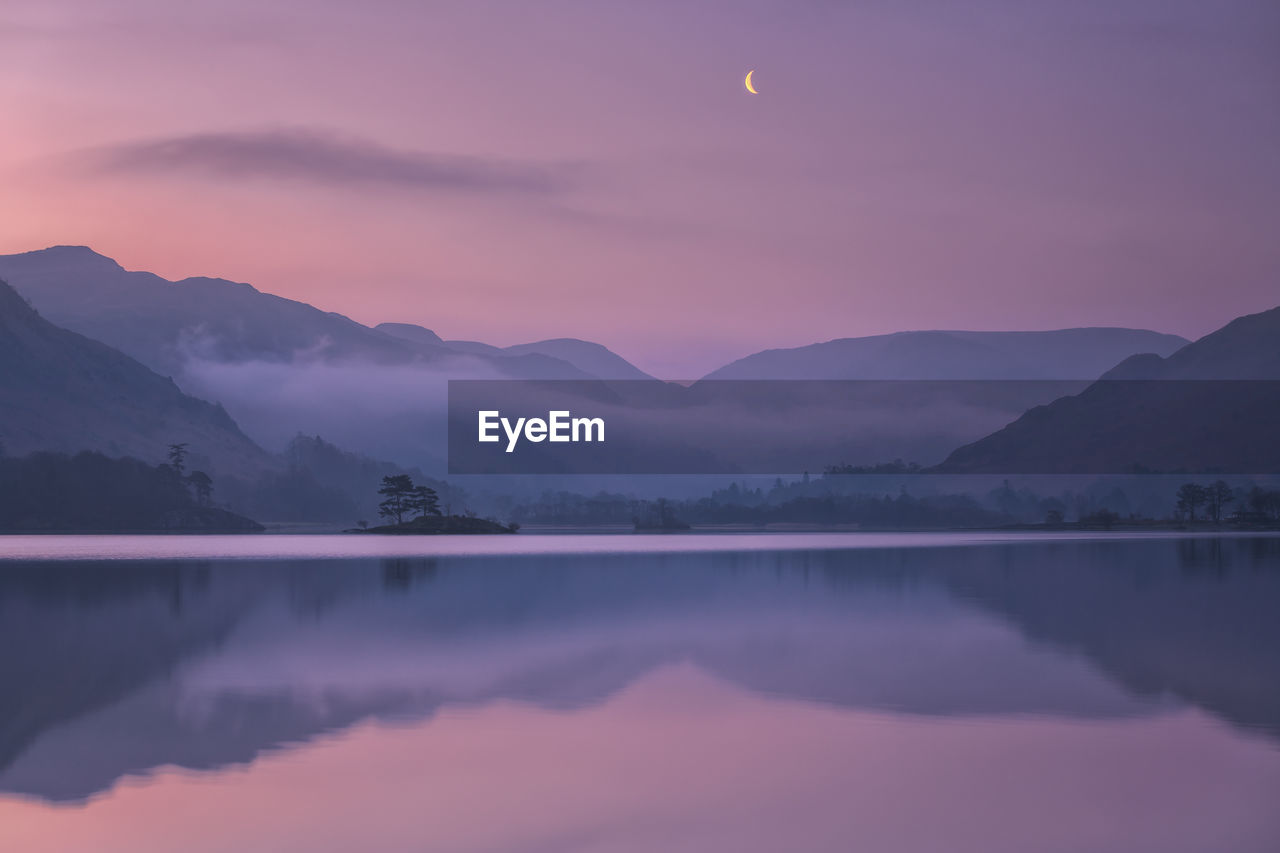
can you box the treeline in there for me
[504,474,1280,530]
[0,434,471,530]
[509,487,1010,529]
[825,460,923,475]
[0,450,260,531]
[222,434,463,523]
[509,491,642,525]
[682,491,1007,527]
[1175,481,1280,524]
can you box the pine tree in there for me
[377,474,415,525]
[167,443,189,476]
[409,485,441,518]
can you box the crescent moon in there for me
[745,70,758,95]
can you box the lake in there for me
[1,533,1278,852]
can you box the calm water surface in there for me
[1,533,1278,852]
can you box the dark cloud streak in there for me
[85,129,578,195]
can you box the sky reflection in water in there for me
[1,534,1278,852]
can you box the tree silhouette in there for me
[377,474,415,525]
[0,451,205,530]
[167,443,189,476]
[1176,483,1207,521]
[656,498,674,526]
[1247,486,1280,522]
[409,485,441,519]
[1081,508,1118,529]
[1205,480,1234,523]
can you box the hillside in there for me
[937,306,1280,474]
[1100,306,1280,380]
[377,324,653,379]
[704,328,1189,380]
[374,322,444,346]
[0,247,446,374]
[503,338,653,380]
[0,247,635,381]
[0,451,264,532]
[0,279,272,478]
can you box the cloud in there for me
[84,128,577,195]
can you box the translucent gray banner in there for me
[447,380,1280,475]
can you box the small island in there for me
[355,515,518,535]
[349,475,518,534]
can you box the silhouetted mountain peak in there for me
[442,339,502,355]
[706,327,1190,380]
[1098,305,1280,380]
[0,248,456,373]
[176,275,262,295]
[0,248,648,383]
[1163,305,1280,379]
[504,338,654,380]
[375,322,444,345]
[1100,352,1168,380]
[939,304,1280,473]
[1,245,122,274]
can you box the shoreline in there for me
[2,529,1278,564]
[3,521,1279,537]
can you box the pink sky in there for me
[2,0,1277,375]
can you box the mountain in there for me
[0,247,639,381]
[378,324,654,379]
[703,328,1190,380]
[501,338,653,380]
[0,247,451,375]
[0,247,647,470]
[373,322,443,345]
[0,279,272,478]
[440,339,503,355]
[1100,306,1280,380]
[937,306,1280,474]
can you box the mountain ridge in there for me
[0,277,272,478]
[937,305,1280,473]
[0,247,608,381]
[704,327,1191,380]
[376,323,652,379]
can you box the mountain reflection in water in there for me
[1,535,1278,853]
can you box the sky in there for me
[1,0,1277,377]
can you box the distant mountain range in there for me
[938,306,1280,474]
[705,328,1190,380]
[1099,306,1280,381]
[0,247,653,382]
[377,323,654,380]
[0,247,441,374]
[0,247,648,469]
[0,278,270,478]
[0,248,1188,385]
[4,244,1278,480]
[0,271,450,520]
